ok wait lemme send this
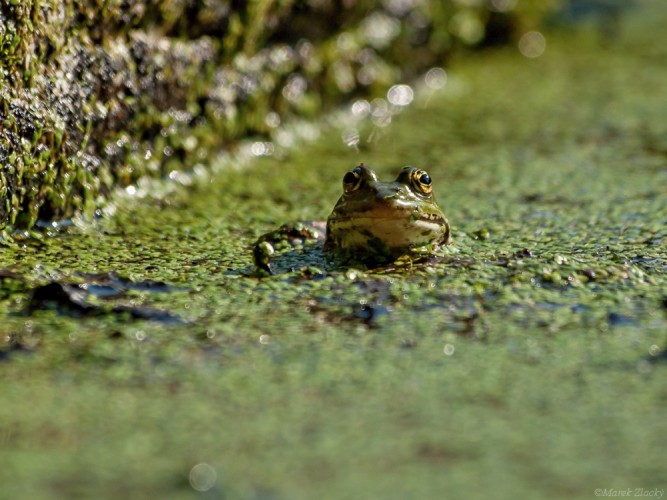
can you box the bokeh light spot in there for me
[282,74,307,102]
[362,12,401,49]
[351,99,371,118]
[387,84,414,106]
[265,112,281,128]
[370,97,392,127]
[251,142,274,156]
[424,67,447,90]
[518,31,546,59]
[449,12,485,45]
[333,61,355,92]
[489,0,517,12]
[341,128,360,148]
[189,463,217,492]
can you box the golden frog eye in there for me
[343,166,363,193]
[411,169,433,194]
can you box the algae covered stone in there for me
[0,0,558,229]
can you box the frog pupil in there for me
[343,171,358,185]
[419,173,431,186]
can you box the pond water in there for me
[1,4,666,498]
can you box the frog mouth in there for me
[415,213,447,224]
[330,210,446,236]
[330,209,446,225]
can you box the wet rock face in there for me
[0,0,558,229]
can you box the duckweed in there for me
[1,3,666,499]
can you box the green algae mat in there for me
[1,10,667,500]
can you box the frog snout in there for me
[373,187,401,203]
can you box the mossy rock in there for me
[0,0,559,229]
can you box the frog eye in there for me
[411,169,433,194]
[343,167,363,193]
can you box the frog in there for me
[253,164,450,274]
[324,164,450,262]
